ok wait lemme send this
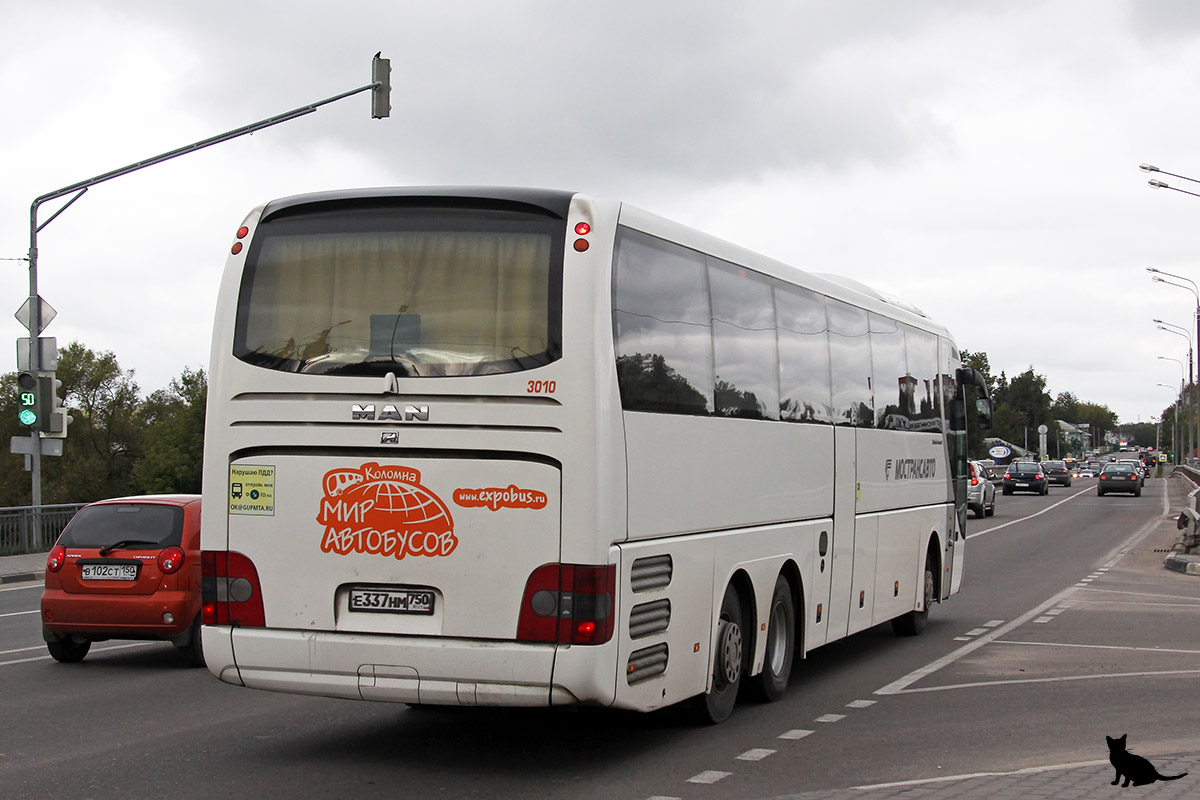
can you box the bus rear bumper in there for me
[206,626,582,707]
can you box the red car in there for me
[41,495,203,665]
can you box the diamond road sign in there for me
[14,296,56,334]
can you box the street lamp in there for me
[1148,266,1200,464]
[1141,164,1200,199]
[1160,355,1189,467]
[1158,383,1183,465]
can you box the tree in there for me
[42,343,144,503]
[135,367,206,493]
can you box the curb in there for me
[0,572,39,585]
[1163,553,1200,576]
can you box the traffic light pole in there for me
[22,54,390,516]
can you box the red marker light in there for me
[574,222,591,236]
[236,226,249,239]
[231,242,244,255]
[47,544,66,572]
[573,239,590,252]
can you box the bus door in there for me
[819,426,857,644]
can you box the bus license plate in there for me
[81,564,138,581]
[349,587,435,615]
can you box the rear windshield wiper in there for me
[98,539,160,557]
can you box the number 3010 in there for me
[527,380,557,394]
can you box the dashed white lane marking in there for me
[983,619,1004,627]
[965,627,989,636]
[0,609,39,618]
[687,770,731,784]
[737,749,775,761]
[954,636,971,641]
[778,729,814,740]
[876,513,1164,697]
[846,699,876,708]
[1034,616,1053,623]
[814,713,845,723]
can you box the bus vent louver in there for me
[629,599,671,639]
[630,554,672,592]
[626,643,668,685]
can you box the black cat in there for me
[1106,734,1188,787]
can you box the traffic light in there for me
[371,52,391,119]
[16,371,39,427]
[43,375,70,438]
[16,371,54,430]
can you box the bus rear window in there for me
[233,204,563,376]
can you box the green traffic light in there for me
[18,409,37,426]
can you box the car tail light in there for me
[157,546,185,574]
[517,563,616,645]
[201,551,265,627]
[47,544,66,573]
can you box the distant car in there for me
[1097,464,1142,497]
[1041,460,1072,487]
[1002,461,1049,495]
[40,495,203,665]
[1077,466,1097,478]
[967,460,996,518]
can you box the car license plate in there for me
[1016,482,1029,488]
[349,587,435,615]
[81,563,138,581]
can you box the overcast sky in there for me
[5,1,1200,427]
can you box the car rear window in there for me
[57,504,185,549]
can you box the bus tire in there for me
[892,561,934,637]
[746,574,795,703]
[692,583,745,724]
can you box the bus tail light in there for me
[517,563,616,645]
[201,551,265,628]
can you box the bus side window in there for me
[613,229,713,415]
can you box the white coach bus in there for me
[200,187,991,723]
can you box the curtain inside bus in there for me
[234,211,561,377]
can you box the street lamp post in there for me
[1158,383,1182,465]
[1160,355,1188,466]
[1148,266,1200,464]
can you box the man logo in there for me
[352,404,429,422]
[885,459,893,481]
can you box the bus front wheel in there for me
[692,583,744,724]
[892,562,934,637]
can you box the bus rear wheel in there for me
[746,575,795,703]
[692,584,744,724]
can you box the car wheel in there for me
[1002,487,1012,496]
[746,575,795,703]
[1135,487,1142,497]
[692,584,745,724]
[174,614,205,668]
[985,498,995,517]
[46,634,90,663]
[1065,479,1072,487]
[1098,488,1105,496]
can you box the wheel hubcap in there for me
[717,618,742,686]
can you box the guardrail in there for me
[0,504,87,555]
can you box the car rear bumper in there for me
[41,589,198,639]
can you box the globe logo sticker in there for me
[317,463,457,560]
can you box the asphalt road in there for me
[3,474,1197,800]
